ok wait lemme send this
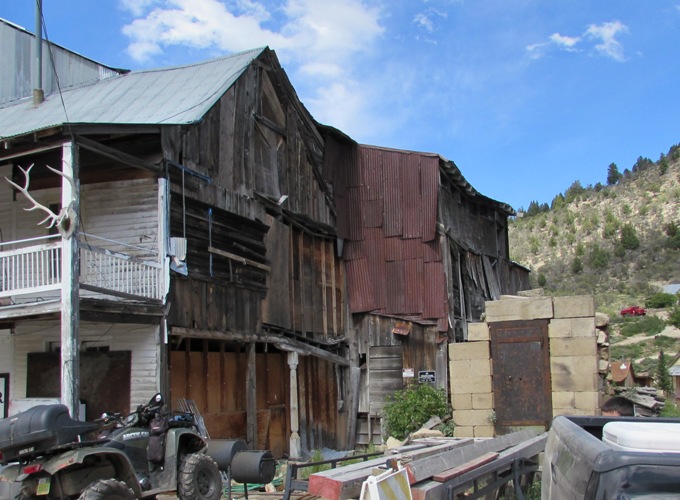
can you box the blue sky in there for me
[3,1,680,211]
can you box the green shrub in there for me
[383,384,449,440]
[619,316,665,337]
[645,292,677,309]
[669,307,680,329]
[661,402,680,418]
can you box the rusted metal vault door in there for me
[490,320,551,433]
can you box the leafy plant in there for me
[657,350,673,395]
[645,292,677,309]
[661,402,680,418]
[619,316,665,337]
[383,384,449,440]
[669,306,680,329]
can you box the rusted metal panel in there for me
[361,147,384,201]
[343,240,364,261]
[363,199,383,227]
[345,258,377,312]
[404,258,424,315]
[402,153,423,239]
[382,151,403,237]
[420,155,439,242]
[423,261,448,319]
[385,260,405,315]
[490,320,552,432]
[423,238,442,262]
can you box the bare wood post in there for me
[288,351,301,459]
[246,342,257,448]
[61,142,80,419]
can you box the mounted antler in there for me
[5,164,74,229]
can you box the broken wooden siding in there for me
[354,315,443,416]
[169,344,340,457]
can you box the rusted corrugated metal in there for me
[404,258,424,314]
[382,151,403,237]
[423,261,448,319]
[402,154,423,239]
[420,156,440,242]
[345,258,377,312]
[361,147,384,201]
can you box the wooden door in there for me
[490,320,551,433]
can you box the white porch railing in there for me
[0,236,62,298]
[0,236,163,302]
[80,243,163,301]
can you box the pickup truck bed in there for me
[543,415,680,499]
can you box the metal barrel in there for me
[231,450,276,484]
[205,439,247,469]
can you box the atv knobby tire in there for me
[178,453,222,500]
[78,479,135,500]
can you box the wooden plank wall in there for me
[169,346,342,457]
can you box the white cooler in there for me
[603,421,680,453]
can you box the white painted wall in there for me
[12,321,160,412]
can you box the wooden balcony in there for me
[0,234,164,305]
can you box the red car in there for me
[620,306,646,317]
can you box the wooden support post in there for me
[60,141,80,419]
[246,342,257,448]
[288,351,302,459]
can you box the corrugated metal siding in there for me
[1,19,124,105]
[332,145,445,324]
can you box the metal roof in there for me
[0,47,266,140]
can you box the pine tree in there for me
[657,350,673,396]
[606,163,622,185]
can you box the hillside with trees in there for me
[509,142,680,314]
[509,143,680,378]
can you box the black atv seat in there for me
[0,404,99,464]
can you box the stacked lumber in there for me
[307,429,547,500]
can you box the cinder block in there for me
[484,297,553,322]
[451,393,473,410]
[450,341,490,360]
[472,393,494,409]
[552,391,575,409]
[467,322,490,341]
[453,409,494,427]
[474,426,495,438]
[451,375,492,394]
[575,391,600,412]
[454,426,475,438]
[549,318,596,338]
[550,337,596,357]
[553,295,595,318]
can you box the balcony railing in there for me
[0,235,163,302]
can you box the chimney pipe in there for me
[33,0,44,106]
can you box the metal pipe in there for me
[33,0,44,105]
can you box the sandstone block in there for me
[472,393,494,409]
[450,341,490,360]
[453,409,494,427]
[595,312,610,327]
[469,358,492,377]
[484,297,554,322]
[551,371,597,392]
[474,426,495,438]
[468,322,490,341]
[575,391,600,412]
[452,375,492,394]
[550,337,596,357]
[451,393,473,410]
[450,360,471,380]
[553,295,595,318]
[454,426,475,438]
[552,391,575,409]
[549,318,596,338]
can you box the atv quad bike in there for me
[0,394,222,499]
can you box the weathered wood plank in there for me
[403,429,538,485]
[431,452,499,482]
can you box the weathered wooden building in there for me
[321,135,529,443]
[0,18,347,457]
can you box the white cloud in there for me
[414,13,434,32]
[549,33,580,50]
[526,20,628,62]
[585,21,628,62]
[119,0,385,134]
